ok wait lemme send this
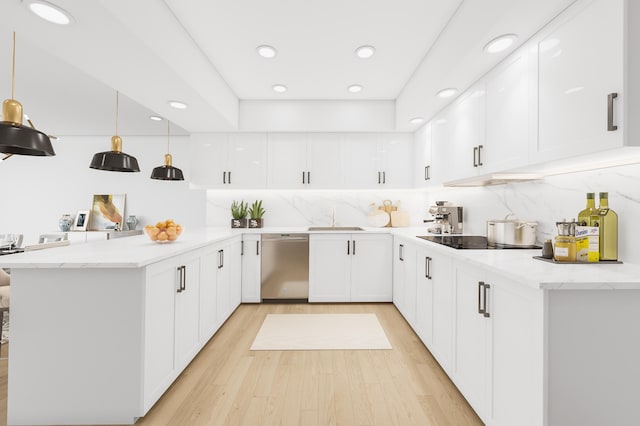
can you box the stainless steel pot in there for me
[487,219,538,246]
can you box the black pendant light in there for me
[90,90,140,172]
[150,120,184,181]
[0,32,55,157]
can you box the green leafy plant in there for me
[248,200,266,219]
[231,200,248,220]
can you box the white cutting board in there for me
[368,210,390,227]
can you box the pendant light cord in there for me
[115,90,119,135]
[11,32,16,100]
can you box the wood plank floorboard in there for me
[0,303,483,426]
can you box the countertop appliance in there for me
[417,235,540,250]
[261,233,309,301]
[424,201,463,234]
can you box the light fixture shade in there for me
[0,122,55,156]
[90,150,140,172]
[150,165,184,181]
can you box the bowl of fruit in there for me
[144,219,183,243]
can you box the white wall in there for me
[0,135,205,245]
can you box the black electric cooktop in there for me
[417,235,541,250]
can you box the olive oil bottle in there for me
[598,192,618,261]
[577,192,596,226]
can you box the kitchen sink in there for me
[308,226,364,231]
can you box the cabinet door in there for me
[174,255,201,372]
[267,133,308,188]
[414,123,432,188]
[430,112,450,184]
[448,87,485,181]
[453,262,490,420]
[215,247,231,325]
[485,48,530,172]
[228,237,243,310]
[490,273,543,426]
[429,251,453,372]
[241,235,262,303]
[392,240,406,313]
[392,239,416,323]
[415,247,434,347]
[351,234,393,302]
[380,134,413,188]
[535,0,624,162]
[306,133,344,188]
[189,133,228,187]
[199,246,219,342]
[343,134,382,188]
[227,134,267,188]
[309,234,351,302]
[143,259,177,411]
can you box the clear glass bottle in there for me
[577,192,596,226]
[598,192,618,261]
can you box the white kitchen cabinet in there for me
[309,233,392,302]
[267,133,344,188]
[429,111,450,184]
[199,245,219,342]
[413,123,432,188]
[241,234,261,303]
[190,133,267,188]
[452,260,543,426]
[216,236,242,326]
[392,237,417,326]
[144,251,201,411]
[484,46,531,172]
[344,133,412,188]
[533,0,624,163]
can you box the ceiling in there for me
[0,0,576,136]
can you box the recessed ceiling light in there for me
[257,45,277,58]
[26,0,73,25]
[409,117,425,125]
[272,84,287,93]
[348,84,363,93]
[149,115,163,121]
[436,88,458,98]
[483,34,517,54]
[355,45,376,59]
[168,100,188,109]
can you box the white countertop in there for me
[2,225,639,290]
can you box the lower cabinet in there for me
[452,261,543,426]
[392,237,417,326]
[241,234,262,302]
[143,236,242,415]
[309,233,392,302]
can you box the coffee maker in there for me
[424,201,463,234]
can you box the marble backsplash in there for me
[206,163,640,263]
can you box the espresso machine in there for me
[424,201,463,234]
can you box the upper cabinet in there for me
[190,133,267,188]
[533,0,624,163]
[344,133,413,188]
[267,133,345,189]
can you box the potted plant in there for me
[231,200,248,228]
[248,200,265,228]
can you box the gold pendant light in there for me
[150,120,184,180]
[0,32,55,157]
[90,90,140,172]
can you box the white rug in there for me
[250,313,392,351]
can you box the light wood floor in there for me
[0,303,483,426]
[137,303,482,426]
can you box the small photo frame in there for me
[73,210,90,231]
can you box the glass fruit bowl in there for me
[144,220,183,243]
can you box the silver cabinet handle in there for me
[425,257,429,278]
[307,171,311,185]
[426,257,432,280]
[478,281,491,317]
[228,171,231,184]
[383,171,386,184]
[608,92,618,131]
[352,240,356,255]
[425,165,430,181]
[478,281,484,314]
[473,146,478,167]
[256,240,260,256]
[477,145,483,166]
[302,171,306,184]
[399,244,404,261]
[347,240,350,255]
[223,171,226,184]
[241,240,244,256]
[483,283,491,318]
[177,266,183,293]
[218,249,224,269]
[378,171,381,184]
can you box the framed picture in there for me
[89,194,126,230]
[73,210,90,231]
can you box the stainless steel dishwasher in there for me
[261,234,309,301]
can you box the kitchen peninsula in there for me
[1,228,640,425]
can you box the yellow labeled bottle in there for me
[598,192,618,261]
[577,192,596,226]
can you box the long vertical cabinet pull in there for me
[307,172,311,185]
[176,266,186,293]
[352,240,356,255]
[240,241,244,256]
[302,171,306,184]
[228,171,231,184]
[256,240,260,256]
[608,92,618,131]
[473,147,479,167]
[177,266,183,293]
[223,171,227,184]
[347,240,350,255]
[399,244,404,261]
[218,249,224,269]
[425,257,432,279]
[378,172,381,184]
[477,281,491,317]
[382,171,386,184]
[424,165,431,181]
[477,145,483,166]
